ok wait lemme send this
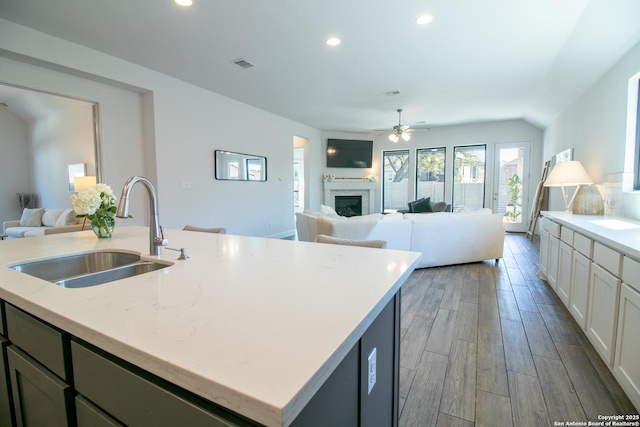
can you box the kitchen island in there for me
[0,226,420,426]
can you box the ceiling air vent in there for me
[384,91,401,96]
[232,58,255,69]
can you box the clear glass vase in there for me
[91,216,115,238]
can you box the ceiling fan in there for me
[389,109,411,142]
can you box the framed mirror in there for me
[214,150,267,181]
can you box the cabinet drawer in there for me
[72,340,250,427]
[623,257,640,292]
[573,233,593,258]
[561,227,574,245]
[541,218,561,237]
[5,304,71,381]
[76,396,124,427]
[593,243,622,277]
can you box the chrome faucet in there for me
[116,176,168,256]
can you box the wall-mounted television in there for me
[326,139,373,168]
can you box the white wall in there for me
[0,108,31,224]
[318,123,543,213]
[0,19,322,237]
[544,40,640,217]
[375,120,543,213]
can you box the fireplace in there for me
[335,196,362,217]
[323,177,376,216]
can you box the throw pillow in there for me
[407,197,425,213]
[19,208,45,227]
[41,209,64,227]
[431,201,448,212]
[55,209,78,227]
[412,197,432,213]
[320,204,339,217]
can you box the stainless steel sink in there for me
[8,250,170,288]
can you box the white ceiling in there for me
[1,0,640,132]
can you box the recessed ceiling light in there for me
[416,14,433,25]
[175,0,193,6]
[326,37,341,46]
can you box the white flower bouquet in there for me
[70,183,117,238]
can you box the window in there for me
[416,147,446,202]
[452,145,486,211]
[382,150,410,211]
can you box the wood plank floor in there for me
[399,233,639,427]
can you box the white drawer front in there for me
[573,233,593,258]
[541,218,561,237]
[593,242,622,277]
[561,227,574,245]
[623,257,640,292]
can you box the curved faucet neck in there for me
[116,176,166,256]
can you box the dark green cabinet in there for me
[0,336,15,426]
[0,291,401,427]
[75,396,124,427]
[7,346,74,427]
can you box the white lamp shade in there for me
[74,176,97,192]
[544,161,593,187]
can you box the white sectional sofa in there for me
[295,208,506,269]
[3,208,87,239]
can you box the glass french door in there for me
[493,141,530,233]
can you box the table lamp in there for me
[543,160,593,212]
[74,176,97,192]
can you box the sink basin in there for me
[54,261,168,288]
[8,250,170,288]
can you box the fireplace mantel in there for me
[323,177,376,215]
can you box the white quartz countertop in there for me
[0,227,420,426]
[541,211,640,261]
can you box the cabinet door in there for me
[556,242,573,306]
[0,337,15,427]
[539,229,549,278]
[614,283,640,411]
[587,264,621,365]
[570,251,591,330]
[7,346,74,427]
[547,235,560,290]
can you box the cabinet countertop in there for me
[0,226,420,426]
[541,211,640,261]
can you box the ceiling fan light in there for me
[389,134,399,143]
[401,132,411,141]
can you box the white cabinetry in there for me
[587,243,622,366]
[540,218,561,289]
[569,250,591,329]
[539,213,640,413]
[557,239,573,306]
[539,228,549,277]
[614,257,640,410]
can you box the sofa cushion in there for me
[411,197,433,213]
[19,208,45,227]
[55,209,78,226]
[41,209,64,227]
[315,234,387,249]
[6,227,45,238]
